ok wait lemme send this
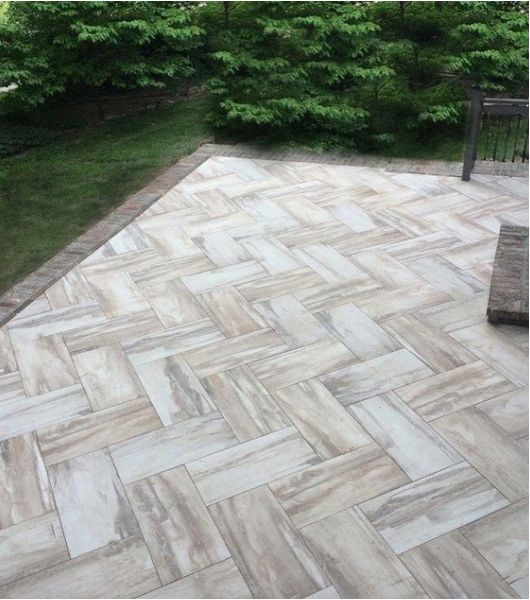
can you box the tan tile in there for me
[396,360,515,421]
[432,408,528,502]
[127,467,229,583]
[401,531,517,599]
[188,427,319,505]
[274,379,371,459]
[49,449,139,557]
[210,486,327,598]
[111,412,237,484]
[251,337,355,391]
[462,499,528,583]
[360,462,509,553]
[199,286,265,337]
[270,442,408,528]
[38,397,161,466]
[201,366,289,442]
[0,535,160,599]
[139,559,251,599]
[350,392,460,479]
[134,354,214,425]
[0,512,68,586]
[302,508,425,598]
[0,433,54,529]
[73,343,144,410]
[185,328,288,378]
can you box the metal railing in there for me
[462,86,529,180]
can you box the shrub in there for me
[0,1,204,110]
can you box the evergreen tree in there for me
[0,1,204,108]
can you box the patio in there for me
[0,153,528,598]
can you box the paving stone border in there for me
[1,142,527,326]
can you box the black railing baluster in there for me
[512,115,521,162]
[502,114,512,162]
[521,121,528,162]
[462,88,529,179]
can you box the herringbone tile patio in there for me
[0,155,528,598]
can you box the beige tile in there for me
[396,360,515,421]
[321,348,433,404]
[401,531,517,599]
[0,327,16,375]
[451,323,529,387]
[0,384,90,442]
[45,268,95,309]
[350,249,420,288]
[0,433,54,529]
[0,512,68,586]
[49,449,138,557]
[127,467,229,583]
[316,302,401,360]
[301,508,425,598]
[277,221,361,248]
[355,283,451,321]
[251,337,355,391]
[242,237,301,274]
[382,314,475,373]
[420,292,489,332]
[185,328,288,378]
[124,318,224,366]
[270,442,408,528]
[181,260,265,294]
[199,286,265,337]
[0,371,24,403]
[332,225,407,255]
[0,535,160,599]
[193,231,250,267]
[139,559,252,599]
[64,308,162,354]
[294,244,365,282]
[134,354,214,425]
[406,255,485,299]
[237,267,325,303]
[254,294,328,347]
[201,366,289,442]
[274,379,371,459]
[511,576,529,599]
[385,231,463,261]
[38,397,161,466]
[295,275,380,312]
[132,254,214,287]
[360,462,509,553]
[188,426,319,505]
[478,387,529,438]
[111,412,237,484]
[350,392,460,480]
[139,279,206,328]
[73,343,144,410]
[11,333,79,397]
[432,407,528,501]
[210,486,327,598]
[462,499,528,584]
[376,207,438,237]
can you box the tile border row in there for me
[1,142,527,326]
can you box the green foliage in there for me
[0,1,203,109]
[210,1,528,150]
[209,2,390,147]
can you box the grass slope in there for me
[0,96,212,293]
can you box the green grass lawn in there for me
[0,96,212,293]
[0,94,467,295]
